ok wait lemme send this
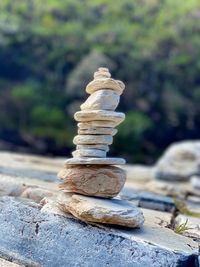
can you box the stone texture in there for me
[86,78,125,95]
[0,174,54,204]
[0,196,198,267]
[0,175,26,197]
[78,127,117,136]
[142,208,172,228]
[145,180,188,198]
[123,164,156,181]
[81,89,120,111]
[58,165,126,198]
[20,187,53,203]
[72,149,107,158]
[40,197,67,216]
[144,179,199,199]
[57,193,144,228]
[73,134,113,145]
[0,151,64,173]
[78,120,118,128]
[155,141,200,181]
[77,144,109,152]
[175,214,200,239]
[190,175,200,190]
[0,258,22,267]
[74,110,125,125]
[65,157,126,165]
[118,187,175,212]
[0,152,200,265]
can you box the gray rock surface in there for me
[0,197,198,267]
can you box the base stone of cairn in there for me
[57,67,144,228]
[58,193,144,228]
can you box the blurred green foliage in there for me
[0,0,200,162]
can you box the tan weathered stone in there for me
[116,80,125,91]
[86,78,125,95]
[78,127,117,136]
[72,149,107,158]
[74,110,125,125]
[73,134,113,145]
[58,165,126,198]
[65,157,126,165]
[77,144,109,152]
[57,193,144,228]
[80,90,120,111]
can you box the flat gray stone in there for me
[0,197,198,267]
[0,166,57,182]
[119,187,175,212]
[65,157,126,165]
[0,152,64,173]
[76,144,109,152]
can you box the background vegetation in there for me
[0,0,200,163]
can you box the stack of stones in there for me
[57,68,144,228]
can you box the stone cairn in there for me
[57,68,144,228]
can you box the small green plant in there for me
[174,219,190,235]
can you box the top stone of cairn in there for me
[86,67,125,95]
